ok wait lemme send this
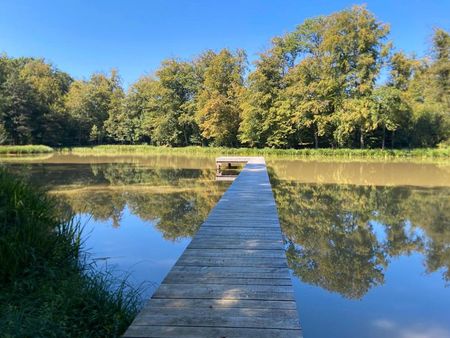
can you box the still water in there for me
[1,154,449,338]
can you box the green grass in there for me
[62,144,450,159]
[0,169,141,337]
[0,145,54,154]
[1,143,448,158]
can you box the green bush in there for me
[0,145,54,154]
[0,169,141,337]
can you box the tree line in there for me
[0,6,449,149]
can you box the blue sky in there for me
[0,0,448,87]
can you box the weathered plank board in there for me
[162,275,293,286]
[132,313,300,329]
[125,326,301,338]
[169,266,291,279]
[143,298,299,310]
[182,248,286,258]
[123,157,302,338]
[175,256,288,268]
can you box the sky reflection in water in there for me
[1,154,449,338]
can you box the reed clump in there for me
[0,169,141,337]
[0,145,54,154]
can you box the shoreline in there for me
[2,144,450,159]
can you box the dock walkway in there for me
[124,157,302,338]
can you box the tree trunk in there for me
[360,127,365,149]
[391,130,395,149]
[314,129,319,149]
[183,128,188,146]
[382,125,386,150]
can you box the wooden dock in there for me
[124,157,302,338]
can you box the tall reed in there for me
[0,169,141,337]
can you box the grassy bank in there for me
[1,144,449,158]
[63,145,450,159]
[0,169,141,337]
[0,145,54,154]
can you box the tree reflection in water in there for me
[18,162,229,239]
[6,159,449,299]
[269,170,450,299]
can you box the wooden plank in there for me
[143,298,299,310]
[188,237,283,244]
[204,218,279,222]
[182,248,286,258]
[203,222,280,228]
[192,233,282,240]
[175,256,288,268]
[195,227,282,234]
[123,157,302,337]
[197,226,281,233]
[216,156,253,163]
[132,313,300,330]
[189,237,283,244]
[124,325,302,338]
[152,284,295,301]
[169,266,291,279]
[135,306,299,320]
[163,275,292,286]
[155,283,294,294]
[196,229,281,235]
[188,240,283,250]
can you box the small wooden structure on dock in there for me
[124,157,302,338]
[215,156,249,181]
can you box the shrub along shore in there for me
[0,145,53,154]
[1,144,450,159]
[0,169,141,337]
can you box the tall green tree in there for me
[282,17,337,149]
[122,76,157,144]
[196,49,246,147]
[286,57,337,148]
[65,70,124,145]
[152,59,200,145]
[404,29,450,147]
[0,68,38,144]
[371,86,407,149]
[390,52,417,91]
[19,59,72,145]
[240,32,301,147]
[124,59,202,146]
[0,57,72,145]
[328,6,390,148]
[137,76,186,146]
[430,28,450,109]
[279,16,337,148]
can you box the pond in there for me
[1,153,449,338]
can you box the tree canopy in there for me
[0,6,448,148]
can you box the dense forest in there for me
[0,6,449,149]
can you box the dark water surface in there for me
[1,154,449,338]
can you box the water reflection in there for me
[2,154,450,337]
[270,172,450,298]
[268,158,450,187]
[4,159,229,240]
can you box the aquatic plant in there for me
[0,169,142,337]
